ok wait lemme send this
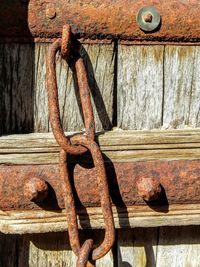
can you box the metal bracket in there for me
[1,0,200,44]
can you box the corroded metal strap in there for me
[2,1,200,44]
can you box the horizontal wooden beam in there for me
[1,204,200,234]
[1,129,200,232]
[1,129,200,164]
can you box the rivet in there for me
[137,177,161,201]
[24,177,48,202]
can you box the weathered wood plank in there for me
[117,228,158,267]
[0,233,19,267]
[117,45,164,130]
[156,226,200,267]
[34,43,115,132]
[1,129,200,164]
[163,46,200,129]
[30,232,114,267]
[0,44,34,135]
[0,231,114,267]
[1,205,200,234]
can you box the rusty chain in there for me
[46,25,115,267]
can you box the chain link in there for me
[46,25,115,267]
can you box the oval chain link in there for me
[46,25,115,267]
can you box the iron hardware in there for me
[136,6,161,32]
[1,0,200,44]
[24,176,49,203]
[46,25,115,267]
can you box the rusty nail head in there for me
[143,13,153,23]
[46,3,56,19]
[137,177,161,201]
[24,176,48,202]
[136,6,161,32]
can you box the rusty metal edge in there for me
[1,0,200,44]
[2,38,200,46]
[1,160,200,210]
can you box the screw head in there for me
[136,6,161,32]
[143,13,153,23]
[24,177,48,202]
[137,177,161,201]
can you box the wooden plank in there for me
[28,232,114,267]
[0,44,34,135]
[117,228,158,267]
[156,226,200,267]
[34,43,115,132]
[117,45,164,130]
[163,46,200,129]
[1,129,200,164]
[0,233,19,267]
[1,205,200,234]
[0,231,113,267]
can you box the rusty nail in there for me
[136,6,161,32]
[143,13,153,23]
[46,4,56,19]
[24,177,48,202]
[137,177,161,201]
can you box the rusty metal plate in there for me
[1,0,200,44]
[1,160,200,210]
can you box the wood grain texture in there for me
[156,226,200,267]
[1,129,200,164]
[2,43,200,267]
[1,205,200,234]
[0,233,18,267]
[0,44,34,135]
[34,43,115,132]
[163,46,200,129]
[0,231,114,267]
[117,45,164,130]
[117,228,158,267]
[31,232,112,267]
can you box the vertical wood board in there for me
[163,46,200,129]
[117,228,158,267]
[0,44,34,135]
[156,226,200,267]
[34,43,115,132]
[117,45,164,130]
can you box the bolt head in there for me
[137,177,161,201]
[24,177,48,202]
[143,13,153,23]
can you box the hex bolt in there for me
[24,177,48,202]
[46,4,56,19]
[143,13,153,23]
[136,177,161,201]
